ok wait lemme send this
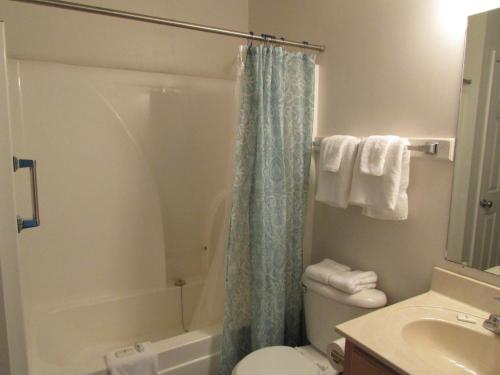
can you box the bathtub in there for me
[28,282,222,375]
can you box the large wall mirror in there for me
[446,7,500,276]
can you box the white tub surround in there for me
[7,59,232,375]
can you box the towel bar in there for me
[406,142,438,155]
[312,137,455,161]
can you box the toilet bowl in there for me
[232,346,321,375]
[232,273,387,375]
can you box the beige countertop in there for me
[336,290,492,374]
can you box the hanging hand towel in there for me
[327,270,378,294]
[362,148,410,220]
[321,135,354,172]
[360,135,399,176]
[316,135,360,208]
[304,258,351,285]
[105,342,158,375]
[349,137,409,211]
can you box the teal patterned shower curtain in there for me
[220,45,316,375]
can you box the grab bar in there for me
[13,156,40,232]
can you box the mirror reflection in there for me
[447,7,500,275]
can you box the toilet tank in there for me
[302,275,387,354]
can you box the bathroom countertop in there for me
[335,290,491,374]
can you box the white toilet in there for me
[232,274,387,375]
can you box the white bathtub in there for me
[28,283,222,375]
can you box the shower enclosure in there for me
[7,58,235,375]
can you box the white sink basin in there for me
[336,269,500,375]
[402,318,500,375]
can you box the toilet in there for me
[232,274,387,375]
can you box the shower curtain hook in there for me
[247,31,254,49]
[261,33,276,48]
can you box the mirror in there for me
[447,7,500,276]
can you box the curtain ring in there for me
[302,41,309,51]
[261,33,276,48]
[261,33,268,47]
[247,31,254,49]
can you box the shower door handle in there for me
[13,156,40,233]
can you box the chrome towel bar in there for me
[406,142,438,155]
[312,137,456,161]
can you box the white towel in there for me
[349,138,410,211]
[321,135,354,172]
[305,259,351,285]
[360,135,399,176]
[362,148,410,220]
[328,270,378,294]
[105,342,158,375]
[316,136,360,208]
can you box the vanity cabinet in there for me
[344,340,400,375]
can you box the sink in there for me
[338,301,500,374]
[336,269,500,375]
[402,318,500,375]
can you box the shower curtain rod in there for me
[10,0,326,52]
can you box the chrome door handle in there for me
[13,156,40,232]
[479,199,493,209]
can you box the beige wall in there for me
[0,0,248,78]
[250,0,466,303]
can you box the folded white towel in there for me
[105,342,158,375]
[349,138,410,211]
[328,270,378,294]
[316,136,360,208]
[362,148,410,220]
[360,135,399,176]
[305,259,351,285]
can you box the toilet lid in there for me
[232,346,318,375]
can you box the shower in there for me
[0,2,323,375]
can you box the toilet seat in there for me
[232,346,319,375]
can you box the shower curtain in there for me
[220,45,316,375]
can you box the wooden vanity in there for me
[344,340,399,375]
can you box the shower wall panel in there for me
[8,60,235,315]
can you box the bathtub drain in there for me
[174,278,187,332]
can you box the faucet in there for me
[484,298,500,335]
[483,313,500,334]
